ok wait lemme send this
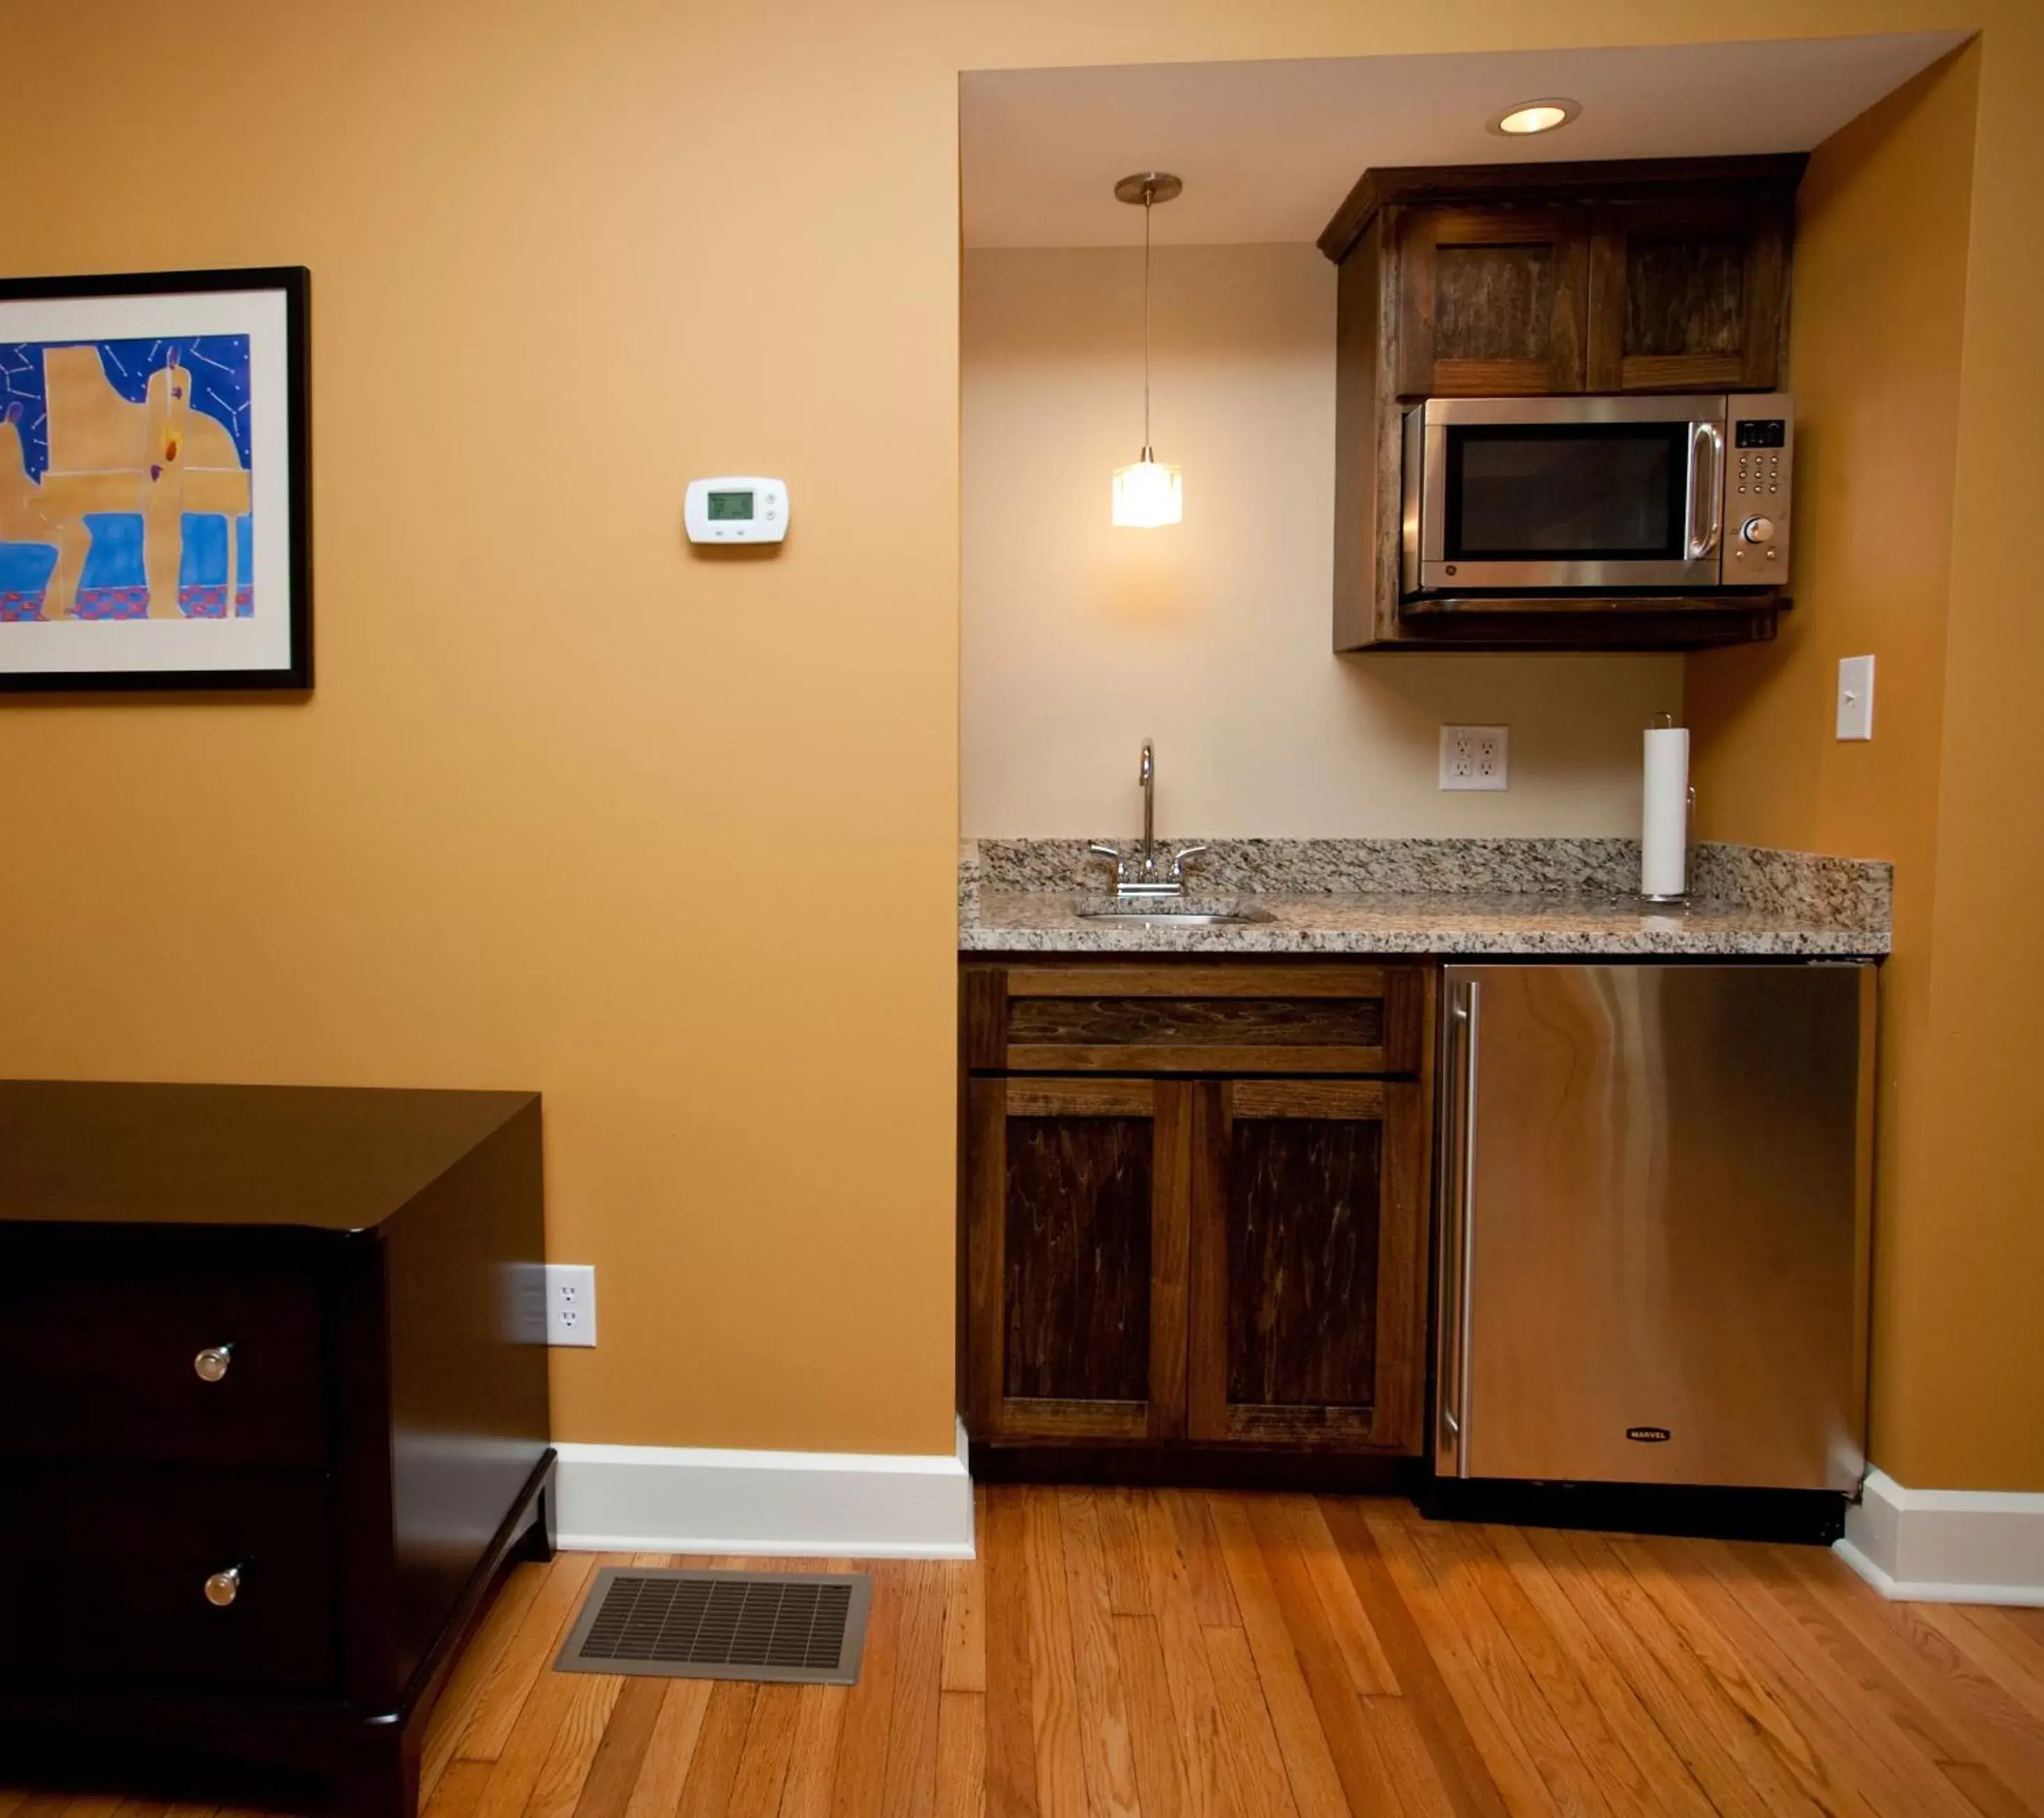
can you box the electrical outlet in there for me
[1439,725,1509,791]
[545,1263,598,1347]
[1837,654,1875,741]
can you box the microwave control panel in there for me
[1725,396,1791,588]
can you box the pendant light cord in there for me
[1141,187,1154,459]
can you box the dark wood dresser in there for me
[0,1081,555,1818]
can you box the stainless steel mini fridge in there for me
[1435,963,1875,1491]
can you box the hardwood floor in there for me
[11,1485,2044,1817]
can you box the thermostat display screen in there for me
[707,491,755,522]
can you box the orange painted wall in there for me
[1688,48,1982,1483]
[3,1,2041,1473]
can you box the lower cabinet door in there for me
[1188,1079,1428,1451]
[967,1077,1190,1441]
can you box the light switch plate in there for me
[1440,725,1509,790]
[1837,655,1875,741]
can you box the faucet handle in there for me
[1171,844,1211,880]
[1089,843,1125,880]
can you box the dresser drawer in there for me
[0,1465,336,1692]
[0,1257,329,1467]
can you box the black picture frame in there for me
[0,265,311,693]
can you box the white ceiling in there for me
[961,32,1967,249]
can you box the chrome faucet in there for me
[1092,739,1208,897]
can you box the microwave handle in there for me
[1687,422,1724,560]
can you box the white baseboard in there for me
[1837,1467,2044,1604]
[552,1417,975,1559]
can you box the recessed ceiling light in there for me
[1490,97,1582,137]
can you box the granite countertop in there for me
[959,838,1891,959]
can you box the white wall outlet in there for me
[1837,654,1875,741]
[1440,725,1509,791]
[545,1263,598,1347]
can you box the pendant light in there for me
[1111,170,1183,528]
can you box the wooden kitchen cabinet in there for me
[961,961,1434,1480]
[1188,1079,1427,1451]
[1322,154,1805,652]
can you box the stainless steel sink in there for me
[1071,898,1273,926]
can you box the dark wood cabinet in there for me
[0,1081,555,1818]
[1322,155,1805,652]
[962,962,1433,1483]
[1188,1079,1425,1451]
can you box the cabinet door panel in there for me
[1587,198,1790,392]
[1190,1079,1427,1451]
[1395,205,1590,397]
[967,1077,1189,1441]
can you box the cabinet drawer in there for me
[982,963,1426,1074]
[0,1465,336,1692]
[0,1257,329,1467]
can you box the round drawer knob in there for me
[193,1345,233,1384]
[205,1565,242,1608]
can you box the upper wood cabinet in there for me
[1395,204,1591,397]
[1320,155,1805,652]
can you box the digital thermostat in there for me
[685,476,788,545]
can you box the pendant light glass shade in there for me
[1112,455,1183,527]
[1111,172,1183,529]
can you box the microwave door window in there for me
[1445,424,1689,562]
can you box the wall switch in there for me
[545,1264,598,1347]
[1440,725,1509,790]
[1837,655,1876,741]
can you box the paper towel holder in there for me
[1639,714,1695,906]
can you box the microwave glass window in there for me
[707,490,755,521]
[1444,424,1690,561]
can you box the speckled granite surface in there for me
[958,838,1890,957]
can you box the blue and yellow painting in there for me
[0,337,253,622]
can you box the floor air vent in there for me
[555,1567,873,1685]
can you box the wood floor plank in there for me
[419,1561,549,1798]
[1480,1526,1715,1818]
[1132,1493,1245,1818]
[1930,1608,2044,1727]
[778,1688,847,1818]
[936,1690,989,1818]
[1526,1527,1809,1818]
[725,1683,801,1818]
[422,1759,495,1818]
[675,1680,760,1818]
[459,1551,603,1764]
[1280,1495,1398,1696]
[1204,1625,1305,1818]
[986,1490,1041,1818]
[1319,1499,1509,1818]
[622,1681,714,1818]
[1118,1613,1192,1818]
[1936,1757,2040,1818]
[1645,1535,1976,1818]
[1704,1540,2027,1816]
[829,1561,906,1818]
[1161,1489,1239,1629]
[1208,1494,1351,1817]
[525,1672,625,1818]
[1607,1535,1879,1817]
[1365,1512,1566,1818]
[1057,1491,1144,1818]
[1449,1525,1675,1818]
[1097,1489,1155,1618]
[1244,1493,1413,1817]
[946,1521,990,1694]
[880,1562,949,1818]
[469,1642,607,1818]
[1021,1486,1090,1818]
[569,1677,665,1818]
[1769,1545,2044,1812]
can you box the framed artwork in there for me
[0,267,310,692]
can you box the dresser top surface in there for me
[0,1080,538,1231]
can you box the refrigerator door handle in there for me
[1439,979,1479,1476]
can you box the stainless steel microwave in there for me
[1401,393,1792,598]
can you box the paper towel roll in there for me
[1641,726,1690,899]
